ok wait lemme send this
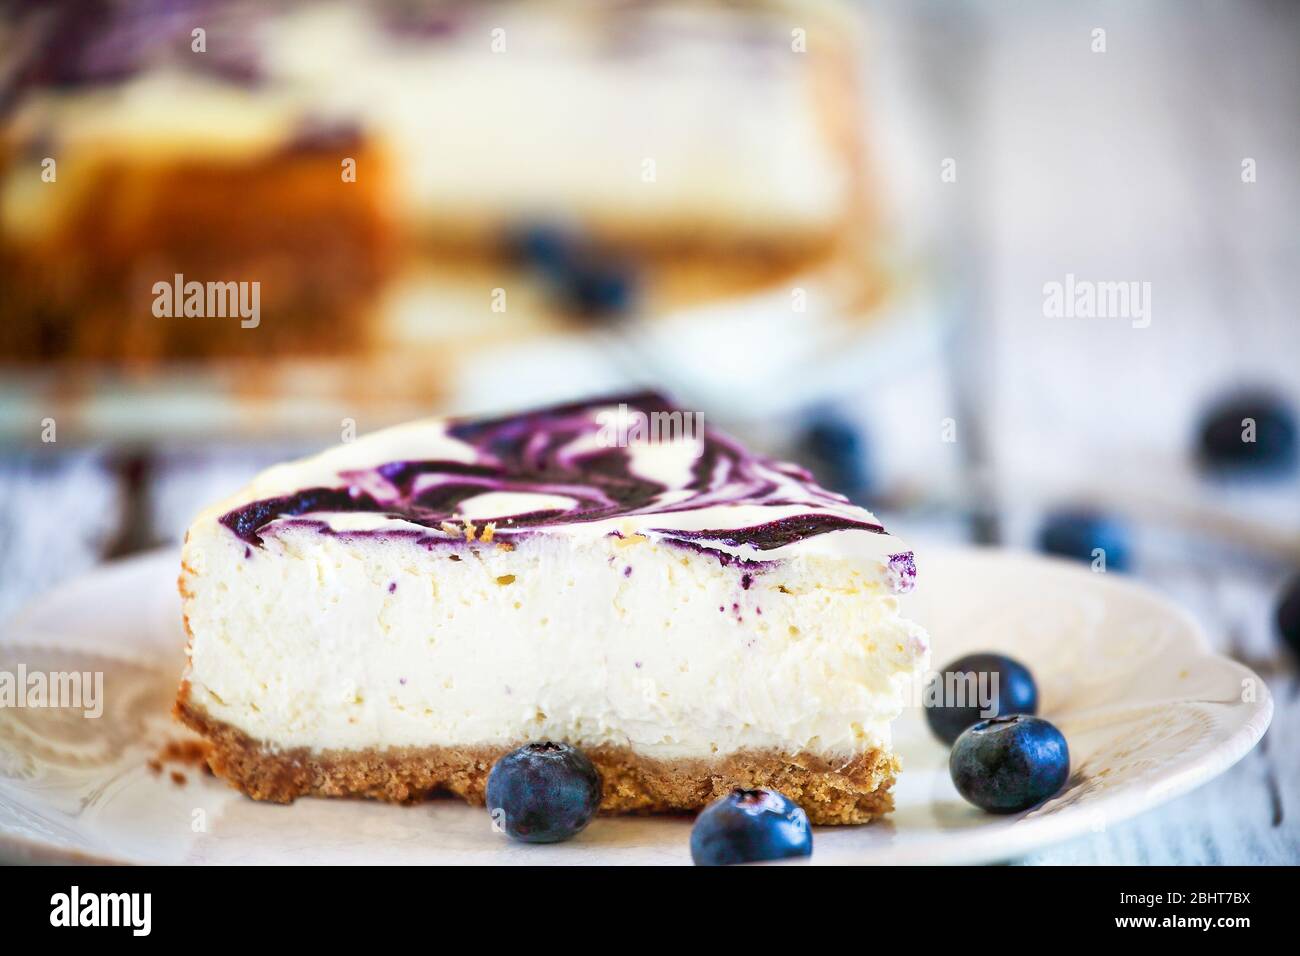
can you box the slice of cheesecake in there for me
[175,393,929,824]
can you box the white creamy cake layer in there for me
[181,522,928,759]
[178,396,930,767]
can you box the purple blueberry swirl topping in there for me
[219,392,914,587]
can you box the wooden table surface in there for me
[1,446,1295,865]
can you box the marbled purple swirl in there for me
[220,392,914,586]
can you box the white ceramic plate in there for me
[0,545,1273,865]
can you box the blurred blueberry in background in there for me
[1038,509,1131,572]
[562,258,637,319]
[505,222,578,278]
[796,408,873,502]
[1196,390,1297,476]
[1278,574,1300,656]
[504,221,637,320]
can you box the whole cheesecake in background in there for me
[1,0,870,363]
[175,393,929,824]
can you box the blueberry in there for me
[690,789,812,866]
[485,742,602,844]
[503,222,578,277]
[1277,574,1300,656]
[503,222,637,319]
[1197,391,1297,474]
[924,652,1039,745]
[950,715,1070,814]
[1038,509,1131,572]
[797,410,872,500]
[562,258,637,318]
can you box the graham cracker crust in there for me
[175,697,898,825]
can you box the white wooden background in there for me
[890,0,1300,863]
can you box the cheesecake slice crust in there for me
[177,698,898,825]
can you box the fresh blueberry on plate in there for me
[690,789,812,866]
[1038,509,1131,572]
[486,742,602,843]
[1197,390,1297,474]
[925,652,1039,745]
[1277,574,1300,656]
[950,715,1070,814]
